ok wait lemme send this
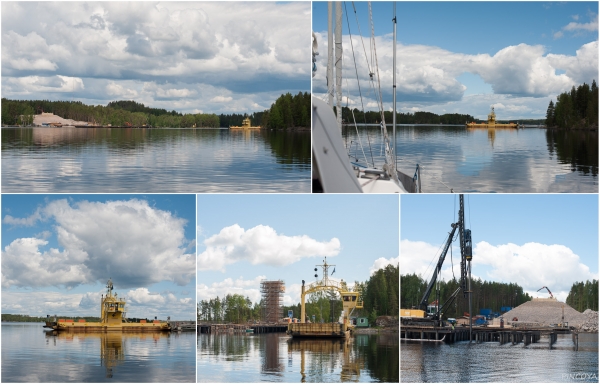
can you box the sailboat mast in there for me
[327,2,334,107]
[392,3,397,170]
[335,1,343,132]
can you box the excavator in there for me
[537,286,554,299]
[401,194,472,327]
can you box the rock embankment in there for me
[578,309,598,333]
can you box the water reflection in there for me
[197,333,398,382]
[287,338,361,382]
[344,126,597,192]
[2,127,311,193]
[546,129,598,176]
[44,331,170,379]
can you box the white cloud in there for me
[400,239,459,282]
[562,13,598,33]
[106,82,138,98]
[2,199,195,289]
[2,287,194,319]
[402,238,597,303]
[210,96,233,103]
[197,275,266,304]
[1,2,310,114]
[198,224,341,272]
[313,30,598,117]
[370,256,399,275]
[473,241,598,295]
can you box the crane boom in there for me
[537,286,554,299]
[401,194,473,329]
[418,223,458,311]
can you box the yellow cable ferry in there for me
[466,107,519,128]
[44,279,171,332]
[229,117,261,129]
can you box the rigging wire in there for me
[345,1,375,167]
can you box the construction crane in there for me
[401,194,472,328]
[537,286,554,299]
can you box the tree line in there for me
[546,80,598,129]
[197,294,261,323]
[1,92,311,129]
[401,273,532,318]
[566,280,599,312]
[337,106,475,125]
[197,263,399,326]
[1,314,101,322]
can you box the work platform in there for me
[198,323,287,334]
[401,325,572,349]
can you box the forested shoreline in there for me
[1,92,311,129]
[401,273,532,318]
[338,106,475,125]
[197,264,399,325]
[566,280,599,312]
[546,80,598,130]
[402,274,599,317]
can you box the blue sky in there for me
[312,1,598,119]
[400,194,599,302]
[1,194,196,320]
[1,2,310,114]
[197,194,399,306]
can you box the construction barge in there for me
[466,107,519,128]
[287,258,362,338]
[44,279,171,333]
[229,117,261,129]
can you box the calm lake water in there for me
[343,126,598,193]
[1,323,195,382]
[197,333,398,382]
[401,333,598,382]
[1,127,310,193]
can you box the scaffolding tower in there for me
[261,280,285,323]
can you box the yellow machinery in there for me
[288,257,363,338]
[466,106,519,128]
[230,117,261,129]
[400,309,425,318]
[44,279,171,332]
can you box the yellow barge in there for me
[44,279,171,332]
[230,117,261,129]
[287,258,362,338]
[466,107,519,128]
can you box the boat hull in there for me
[48,321,171,332]
[466,123,519,128]
[287,322,350,338]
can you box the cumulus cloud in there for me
[370,256,399,275]
[106,82,138,98]
[1,2,310,114]
[556,12,598,38]
[1,287,193,319]
[197,275,266,304]
[198,224,341,272]
[401,239,598,300]
[210,96,233,103]
[474,241,597,294]
[400,239,459,282]
[2,199,195,289]
[313,30,598,113]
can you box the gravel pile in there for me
[578,309,598,332]
[375,316,399,328]
[33,113,88,126]
[503,298,587,327]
